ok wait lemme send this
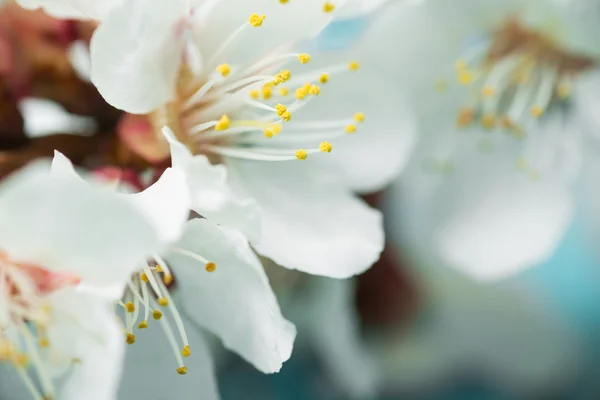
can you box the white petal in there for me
[228,160,383,278]
[126,167,191,247]
[0,162,160,287]
[335,0,392,18]
[167,219,296,373]
[300,278,379,398]
[191,0,346,66]
[15,0,122,20]
[118,313,219,400]
[51,151,86,183]
[19,98,96,138]
[47,288,124,400]
[90,0,188,113]
[163,128,261,242]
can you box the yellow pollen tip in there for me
[138,321,148,329]
[280,111,292,122]
[354,112,364,123]
[13,353,28,367]
[308,85,320,95]
[296,149,308,160]
[38,338,50,348]
[323,2,335,13]
[279,87,289,96]
[271,124,282,135]
[458,70,473,85]
[264,129,274,138]
[249,14,265,27]
[319,142,332,153]
[216,64,231,77]
[163,274,173,285]
[295,87,308,99]
[319,73,329,84]
[177,366,188,375]
[205,262,217,272]
[125,334,136,345]
[345,124,357,134]
[262,86,272,100]
[557,84,570,99]
[155,265,163,273]
[152,310,163,320]
[530,106,544,118]
[348,61,360,71]
[157,297,169,307]
[280,0,289,3]
[249,90,259,99]
[125,302,135,313]
[482,86,496,97]
[215,115,230,131]
[454,60,468,70]
[456,108,474,127]
[182,345,191,358]
[140,273,149,283]
[298,53,311,64]
[481,114,497,129]
[275,103,287,114]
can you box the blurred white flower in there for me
[0,161,162,400]
[375,0,600,280]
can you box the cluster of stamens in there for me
[158,5,365,163]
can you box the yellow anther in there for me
[152,310,163,320]
[0,342,14,359]
[249,90,260,99]
[215,115,230,131]
[295,87,308,99]
[458,70,473,85]
[163,274,173,285]
[530,106,544,118]
[456,108,474,127]
[481,113,497,129]
[42,304,53,314]
[280,0,289,3]
[125,334,136,345]
[323,2,335,13]
[248,14,265,27]
[482,86,496,97]
[138,321,148,329]
[298,53,311,64]
[262,86,272,100]
[155,265,163,273]
[280,111,291,122]
[140,273,149,283]
[157,297,169,307]
[125,302,135,313]
[501,116,515,129]
[177,366,188,375]
[264,129,274,138]
[348,61,360,71]
[13,353,28,367]
[216,64,231,77]
[205,262,216,272]
[275,103,287,115]
[271,124,282,135]
[308,85,320,95]
[296,149,308,160]
[319,73,329,84]
[181,345,191,358]
[279,87,289,96]
[354,112,364,123]
[38,338,50,348]
[345,124,357,134]
[454,60,468,70]
[319,142,332,153]
[273,70,291,85]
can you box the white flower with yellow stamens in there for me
[72,0,412,279]
[52,151,296,382]
[0,161,164,400]
[374,0,600,280]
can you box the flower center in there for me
[151,11,365,163]
[452,18,594,133]
[0,255,79,400]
